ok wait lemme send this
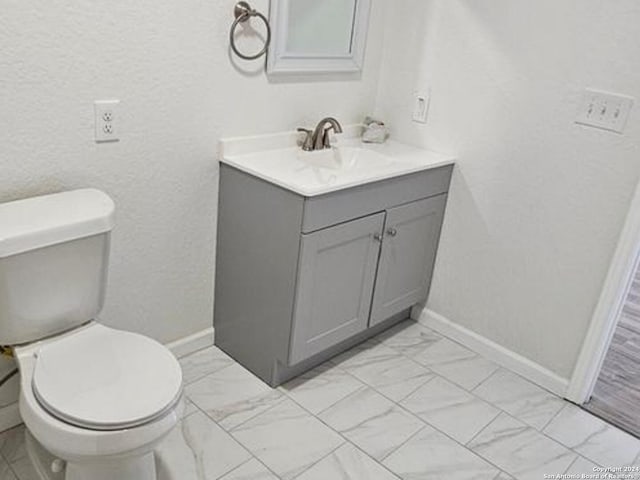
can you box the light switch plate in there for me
[412,90,431,124]
[575,89,634,134]
[94,100,120,142]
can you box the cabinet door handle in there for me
[386,227,398,237]
[373,233,383,242]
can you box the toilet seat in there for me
[31,323,183,431]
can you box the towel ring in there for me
[230,1,272,61]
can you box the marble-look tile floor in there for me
[2,320,640,480]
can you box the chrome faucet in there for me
[297,117,343,151]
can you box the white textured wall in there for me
[0,0,385,413]
[376,0,640,379]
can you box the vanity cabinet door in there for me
[289,212,385,365]
[370,195,447,327]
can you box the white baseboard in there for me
[419,309,569,397]
[0,403,21,433]
[166,327,215,358]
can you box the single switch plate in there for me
[94,100,120,142]
[575,89,634,133]
[412,90,431,124]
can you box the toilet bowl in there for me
[15,322,183,480]
[0,189,184,480]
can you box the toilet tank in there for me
[0,189,115,345]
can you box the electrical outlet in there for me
[575,89,634,133]
[94,100,120,142]
[412,90,430,124]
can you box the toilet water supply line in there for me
[0,346,18,388]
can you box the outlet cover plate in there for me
[94,100,120,142]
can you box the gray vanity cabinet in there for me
[370,195,447,326]
[289,213,385,364]
[215,163,453,386]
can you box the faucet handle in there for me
[297,128,314,151]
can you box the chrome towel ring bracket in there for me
[229,1,272,61]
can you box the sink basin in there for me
[220,130,455,197]
[297,147,396,172]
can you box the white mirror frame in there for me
[267,0,372,76]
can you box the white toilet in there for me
[0,189,183,480]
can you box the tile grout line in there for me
[222,405,292,480]
[0,428,28,480]
[221,380,351,480]
[330,355,439,404]
[335,322,500,403]
[384,366,508,443]
[285,364,433,480]
[182,324,573,471]
[181,358,237,388]
[279,371,431,471]
[178,409,281,480]
[381,417,508,478]
[562,455,581,476]
[378,333,455,377]
[183,323,628,478]
[186,349,404,478]
[8,463,20,480]
[287,382,367,418]
[479,397,617,468]
[214,458,254,480]
[328,337,446,403]
[414,370,501,413]
[213,457,257,480]
[266,395,379,480]
[465,409,579,479]
[279,365,370,417]
[429,356,500,392]
[377,325,518,406]
[187,377,288,433]
[185,325,635,478]
[330,364,509,474]
[228,451,281,480]
[356,325,443,366]
[376,425,429,463]
[288,440,346,480]
[273,362,425,476]
[308,336,520,474]
[357,331,561,448]
[265,378,366,472]
[184,388,287,480]
[226,392,289,433]
[181,366,229,388]
[540,402,567,432]
[420,320,564,399]
[534,410,621,468]
[470,365,502,394]
[342,440,403,480]
[463,407,503,448]
[467,365,573,441]
[318,362,438,416]
[178,347,236,386]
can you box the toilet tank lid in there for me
[0,189,115,258]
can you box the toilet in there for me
[0,189,183,480]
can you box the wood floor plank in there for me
[585,272,640,439]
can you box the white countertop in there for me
[219,128,455,197]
